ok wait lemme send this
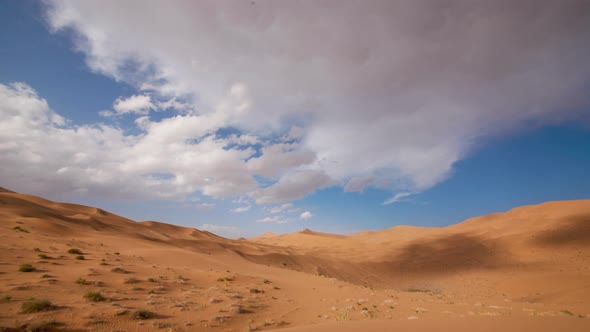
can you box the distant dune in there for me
[0,187,588,331]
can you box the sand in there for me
[0,186,588,331]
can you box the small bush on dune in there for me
[75,255,85,260]
[67,248,82,254]
[38,254,51,259]
[83,292,105,302]
[19,264,35,272]
[132,309,154,320]
[21,299,53,313]
[76,277,89,285]
[33,248,41,252]
[13,226,29,233]
[124,277,140,284]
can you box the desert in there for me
[1,186,588,331]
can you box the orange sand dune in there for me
[0,187,588,331]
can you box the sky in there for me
[1,0,590,238]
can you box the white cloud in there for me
[300,211,313,220]
[383,192,413,205]
[201,223,242,238]
[251,170,337,204]
[5,1,589,205]
[112,94,155,116]
[257,216,292,224]
[344,176,377,193]
[196,202,215,211]
[270,203,294,214]
[230,205,251,213]
[246,143,316,178]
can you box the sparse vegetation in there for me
[83,291,105,302]
[111,267,128,273]
[75,255,85,260]
[76,277,89,285]
[21,299,53,313]
[33,248,41,252]
[147,278,157,283]
[217,276,234,282]
[132,309,154,320]
[19,264,35,272]
[124,277,140,284]
[113,252,120,255]
[249,288,264,294]
[405,288,432,293]
[13,226,29,233]
[561,310,574,316]
[336,311,349,321]
[67,248,82,254]
[38,254,51,259]
[1,294,11,302]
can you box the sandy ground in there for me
[0,186,589,331]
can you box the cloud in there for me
[196,202,215,211]
[344,176,377,193]
[300,211,313,220]
[201,223,242,238]
[230,205,251,213]
[256,216,291,224]
[383,192,413,205]
[112,94,156,115]
[251,170,337,204]
[269,203,294,214]
[7,1,589,204]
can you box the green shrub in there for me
[76,277,88,285]
[83,292,105,302]
[21,299,53,313]
[13,226,29,233]
[19,264,35,272]
[67,248,82,254]
[132,309,154,320]
[75,255,85,260]
[124,277,140,284]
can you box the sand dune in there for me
[0,187,588,331]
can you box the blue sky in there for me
[1,1,589,237]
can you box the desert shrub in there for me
[38,254,51,259]
[83,292,105,302]
[13,226,29,233]
[75,277,88,285]
[132,309,154,320]
[111,267,128,273]
[75,255,85,260]
[19,264,35,272]
[249,288,264,294]
[124,277,140,284]
[147,278,157,283]
[21,299,53,313]
[33,248,41,252]
[1,294,11,302]
[263,279,271,284]
[67,248,82,254]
